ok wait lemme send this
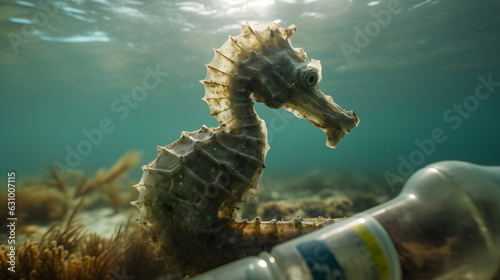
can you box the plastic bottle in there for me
[192,161,500,280]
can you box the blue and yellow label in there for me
[352,223,391,279]
[296,222,392,280]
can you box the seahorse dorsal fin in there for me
[201,22,305,129]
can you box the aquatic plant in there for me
[0,203,168,280]
[0,151,174,279]
[75,151,141,199]
[0,150,142,230]
[132,22,359,276]
[40,200,86,254]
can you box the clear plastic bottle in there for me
[370,160,500,279]
[192,161,500,280]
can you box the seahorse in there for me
[131,22,359,276]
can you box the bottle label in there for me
[296,240,347,280]
[295,216,394,280]
[351,223,391,279]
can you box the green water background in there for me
[1,0,499,192]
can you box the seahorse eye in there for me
[299,68,319,88]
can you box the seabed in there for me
[0,151,397,279]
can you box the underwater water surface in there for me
[1,0,499,193]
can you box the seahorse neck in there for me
[221,89,261,134]
[202,69,270,155]
[202,82,268,157]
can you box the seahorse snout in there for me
[282,87,359,148]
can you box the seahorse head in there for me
[204,22,359,148]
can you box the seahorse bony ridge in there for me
[132,22,359,275]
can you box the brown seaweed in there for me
[75,151,141,198]
[1,203,168,280]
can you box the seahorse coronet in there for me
[132,21,359,276]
